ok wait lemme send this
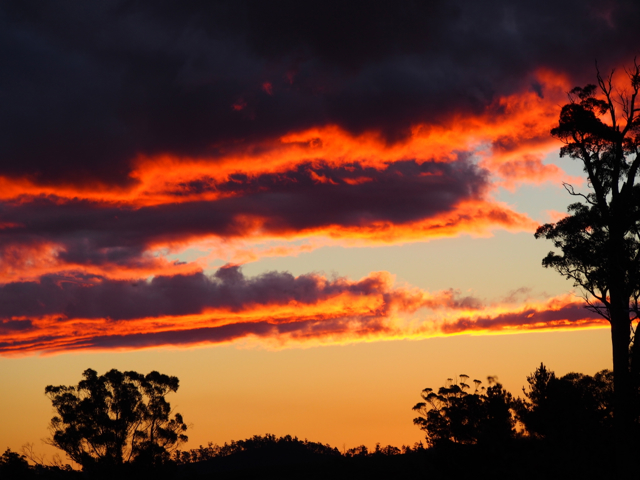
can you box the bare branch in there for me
[563,182,594,204]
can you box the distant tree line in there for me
[1,363,630,480]
[173,433,421,465]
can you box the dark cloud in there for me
[1,0,637,185]
[0,314,391,353]
[0,158,486,267]
[0,270,602,353]
[0,266,395,320]
[0,263,483,323]
[0,319,33,333]
[75,316,390,351]
[442,303,602,333]
[0,1,627,355]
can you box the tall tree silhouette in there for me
[535,60,640,449]
[45,368,188,474]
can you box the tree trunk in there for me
[607,216,632,424]
[611,314,631,423]
[610,291,632,475]
[630,325,640,400]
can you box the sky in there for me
[0,0,638,462]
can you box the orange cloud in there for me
[438,294,607,335]
[0,69,572,207]
[0,267,605,356]
[0,155,537,282]
[0,68,583,312]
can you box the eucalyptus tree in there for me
[412,374,515,446]
[45,368,188,472]
[535,60,640,444]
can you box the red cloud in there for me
[0,158,538,280]
[0,267,606,356]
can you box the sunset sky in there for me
[1,0,638,461]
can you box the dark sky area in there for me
[0,0,634,353]
[1,0,637,185]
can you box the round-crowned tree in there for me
[45,368,188,472]
[412,374,516,447]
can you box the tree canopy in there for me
[518,363,613,442]
[45,368,188,472]
[412,374,516,447]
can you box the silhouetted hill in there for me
[174,435,617,480]
[179,436,341,478]
[1,435,624,480]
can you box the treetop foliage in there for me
[45,368,187,472]
[537,61,640,320]
[413,364,616,450]
[412,374,515,447]
[518,363,614,442]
